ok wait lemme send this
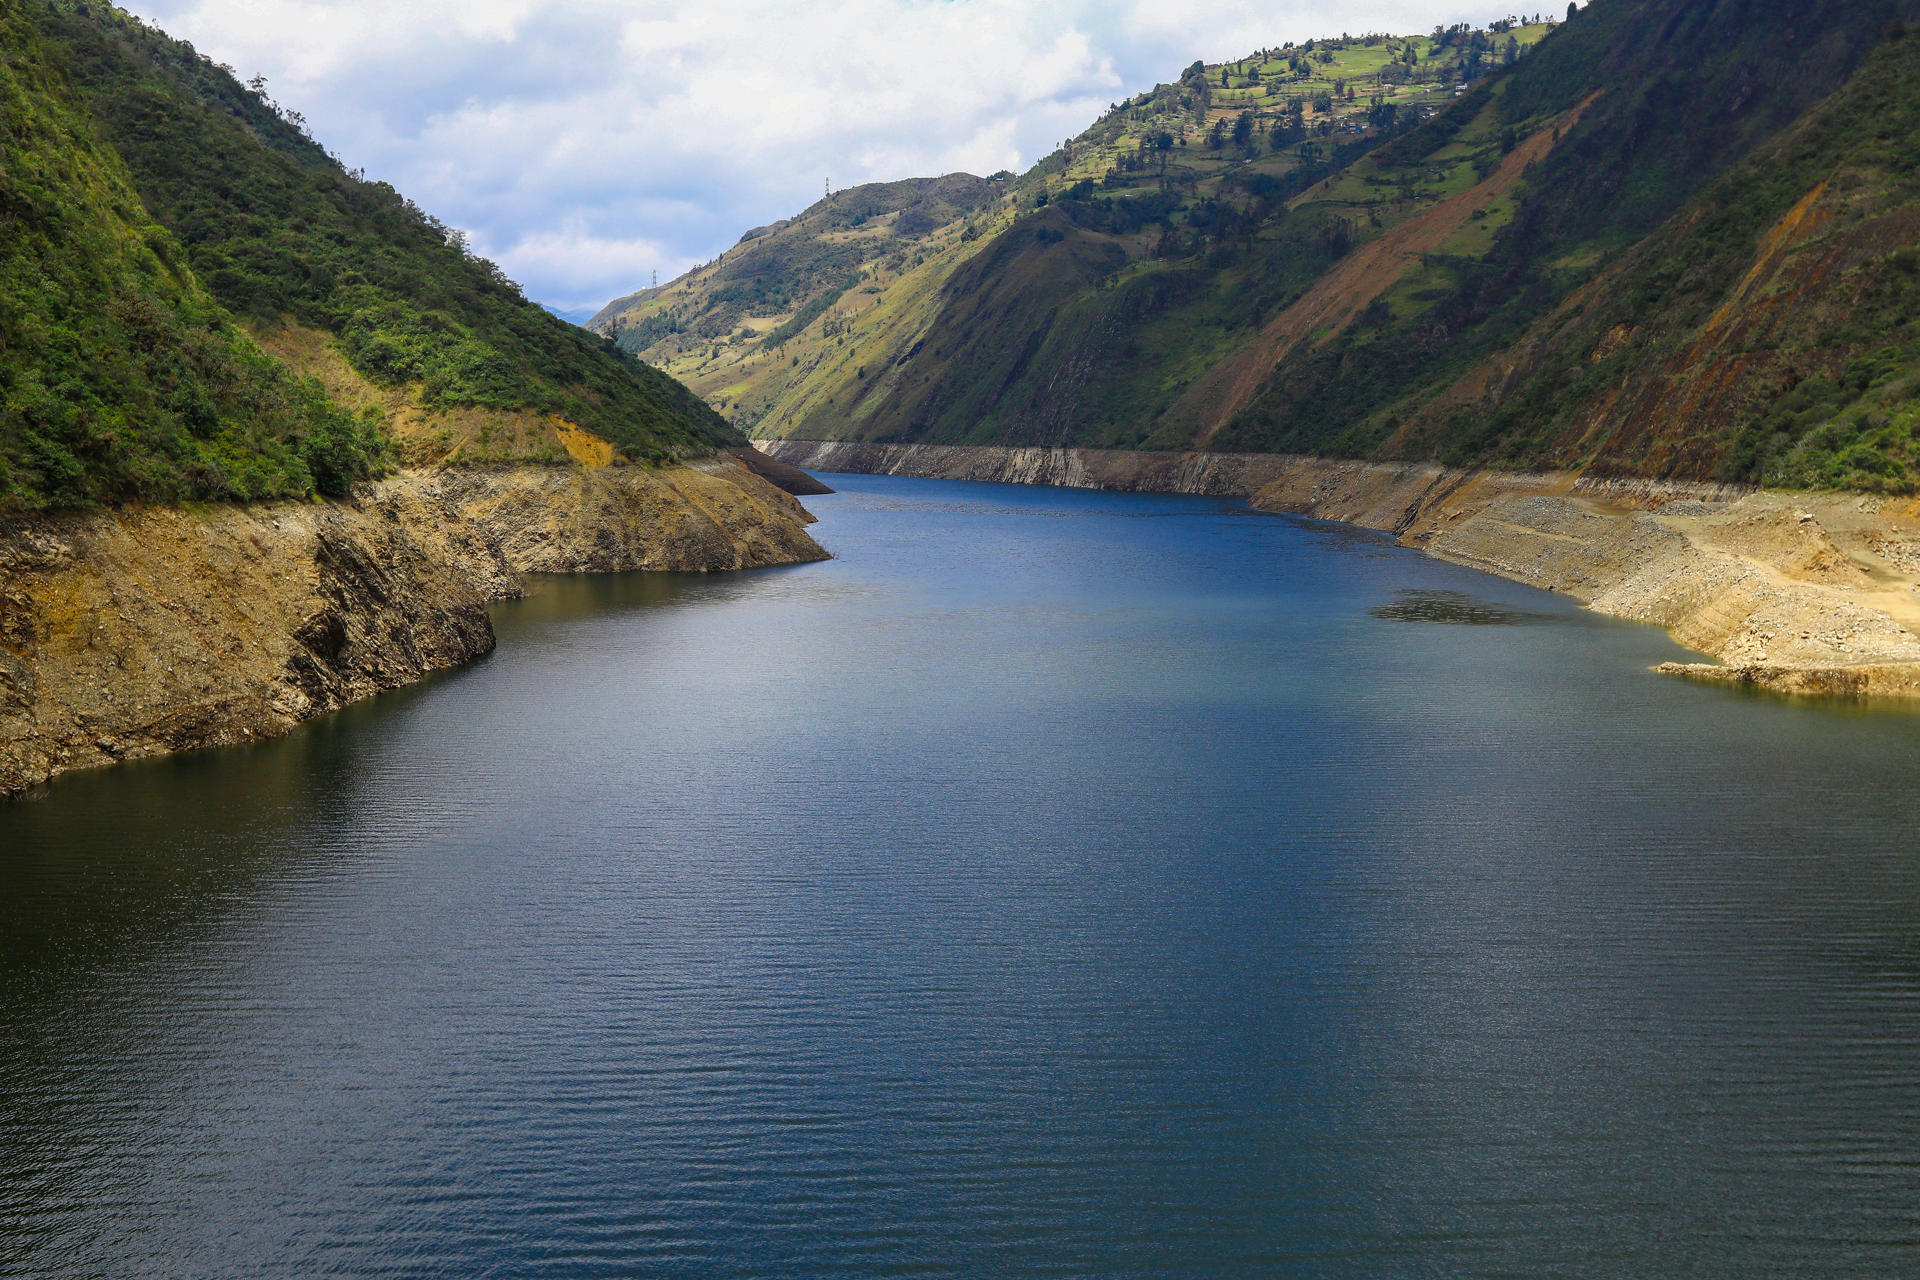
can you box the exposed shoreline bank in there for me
[1,455,827,797]
[758,440,1920,702]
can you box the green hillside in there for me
[2,0,740,519]
[613,0,1920,493]
[594,174,998,362]
[589,20,1555,434]
[37,0,741,468]
[836,0,1917,468]
[1389,19,1920,491]
[0,2,383,515]
[1205,0,1919,469]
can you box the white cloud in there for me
[120,0,1509,317]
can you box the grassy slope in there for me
[853,0,1912,465]
[1392,23,1920,490]
[0,3,384,516]
[659,0,1920,494]
[592,174,1000,428]
[590,24,1547,441]
[787,24,1562,447]
[37,0,739,468]
[1213,0,1915,464]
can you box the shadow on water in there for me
[0,561,818,985]
[495,562,826,632]
[0,671,450,981]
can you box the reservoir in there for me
[3,474,1918,1277]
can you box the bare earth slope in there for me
[0,489,497,796]
[1,460,827,797]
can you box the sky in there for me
[122,0,1514,321]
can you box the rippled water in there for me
[4,474,1919,1278]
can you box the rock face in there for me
[395,457,829,575]
[760,439,1920,702]
[728,447,836,497]
[0,494,496,797]
[1,460,828,796]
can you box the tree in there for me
[1206,118,1227,149]
[1232,111,1255,150]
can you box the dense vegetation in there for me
[37,0,741,466]
[1214,0,1919,469]
[1,0,739,517]
[0,4,384,515]
[1418,20,1920,490]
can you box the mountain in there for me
[594,0,1920,491]
[590,173,1002,390]
[593,20,1554,435]
[1386,14,1920,489]
[1,1,743,520]
[0,1,384,515]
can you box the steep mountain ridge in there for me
[1389,23,1920,489]
[0,2,385,514]
[602,0,1920,492]
[33,0,739,470]
[1,1,828,794]
[1209,0,1920,471]
[591,19,1557,439]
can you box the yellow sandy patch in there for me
[551,418,618,467]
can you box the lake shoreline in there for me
[759,440,1920,702]
[0,456,827,798]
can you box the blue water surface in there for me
[3,474,1918,1278]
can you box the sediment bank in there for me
[1,458,827,796]
[401,454,828,576]
[759,440,1920,701]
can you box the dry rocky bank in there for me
[761,440,1920,702]
[0,455,826,797]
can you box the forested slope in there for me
[1,0,740,519]
[0,2,383,514]
[1388,21,1920,489]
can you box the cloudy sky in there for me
[122,0,1510,320]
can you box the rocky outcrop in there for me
[2,459,828,796]
[760,439,1920,702]
[0,493,497,797]
[755,440,1301,495]
[729,447,836,496]
[392,456,828,575]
